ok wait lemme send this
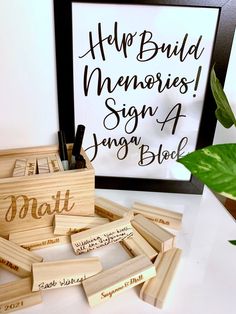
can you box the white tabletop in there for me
[1,187,235,314]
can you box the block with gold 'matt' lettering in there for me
[82,254,156,307]
[0,237,43,277]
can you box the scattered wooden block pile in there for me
[0,196,183,312]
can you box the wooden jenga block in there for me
[12,159,27,177]
[0,277,42,313]
[25,158,37,176]
[54,214,109,235]
[82,255,156,307]
[132,214,175,252]
[121,227,158,261]
[47,153,64,172]
[0,237,43,277]
[9,226,70,250]
[132,202,183,230]
[71,217,133,255]
[95,196,133,221]
[140,248,182,308]
[37,157,50,174]
[32,257,102,291]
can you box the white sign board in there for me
[72,3,218,181]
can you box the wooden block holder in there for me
[0,144,95,238]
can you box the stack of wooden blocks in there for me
[0,144,183,312]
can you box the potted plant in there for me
[177,66,236,245]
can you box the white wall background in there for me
[0,0,58,149]
[0,0,235,150]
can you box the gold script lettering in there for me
[4,190,75,222]
[37,202,51,218]
[52,190,74,214]
[4,195,37,222]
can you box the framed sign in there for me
[54,0,236,193]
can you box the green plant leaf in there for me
[177,143,236,200]
[210,66,236,128]
[229,240,236,246]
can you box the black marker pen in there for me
[70,124,86,169]
[75,154,86,169]
[58,130,69,170]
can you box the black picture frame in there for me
[54,0,236,194]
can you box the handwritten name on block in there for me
[9,226,70,250]
[82,255,156,307]
[132,214,176,252]
[54,214,109,235]
[12,159,27,177]
[32,257,102,291]
[95,196,133,221]
[71,217,133,255]
[140,248,182,308]
[0,278,42,313]
[121,227,158,261]
[0,237,43,277]
[132,202,183,229]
